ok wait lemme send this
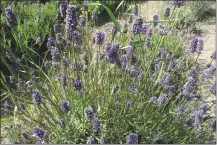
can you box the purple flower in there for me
[84,104,96,120]
[209,83,216,96]
[92,118,101,131]
[59,118,65,127]
[5,6,17,27]
[130,16,144,34]
[169,1,185,8]
[60,74,67,87]
[71,78,82,92]
[50,46,59,61]
[203,65,216,79]
[86,136,97,144]
[60,100,70,112]
[105,43,121,67]
[62,56,68,67]
[65,5,78,44]
[71,62,83,71]
[196,37,203,54]
[186,35,199,54]
[128,83,137,93]
[164,7,170,18]
[95,32,105,45]
[185,118,194,127]
[46,37,54,50]
[157,94,168,107]
[44,61,52,68]
[141,24,149,34]
[3,100,12,110]
[55,33,62,45]
[32,126,45,139]
[126,100,132,108]
[31,89,43,105]
[211,50,216,59]
[126,133,138,144]
[59,0,68,18]
[73,30,81,43]
[153,14,159,26]
[148,28,154,36]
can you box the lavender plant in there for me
[0,1,216,144]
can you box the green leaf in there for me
[102,5,121,32]
[114,0,125,13]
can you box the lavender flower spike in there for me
[126,133,138,144]
[5,6,18,27]
[60,99,70,112]
[164,7,170,18]
[95,32,105,45]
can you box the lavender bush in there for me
[0,0,216,144]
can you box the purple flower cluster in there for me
[71,78,82,92]
[169,0,185,8]
[71,62,83,71]
[3,100,12,110]
[203,65,216,79]
[86,136,97,144]
[186,36,204,54]
[59,74,67,87]
[60,99,70,112]
[92,118,101,131]
[126,133,138,144]
[153,14,159,26]
[95,32,105,45]
[128,83,137,93]
[130,16,144,34]
[84,104,96,121]
[31,89,43,105]
[104,43,121,67]
[65,5,78,45]
[59,0,69,18]
[46,37,54,50]
[186,104,209,129]
[32,126,45,139]
[5,6,17,27]
[209,82,216,96]
[59,118,65,127]
[182,67,198,101]
[149,94,168,107]
[62,56,68,67]
[158,24,168,35]
[50,46,59,61]
[164,7,170,18]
